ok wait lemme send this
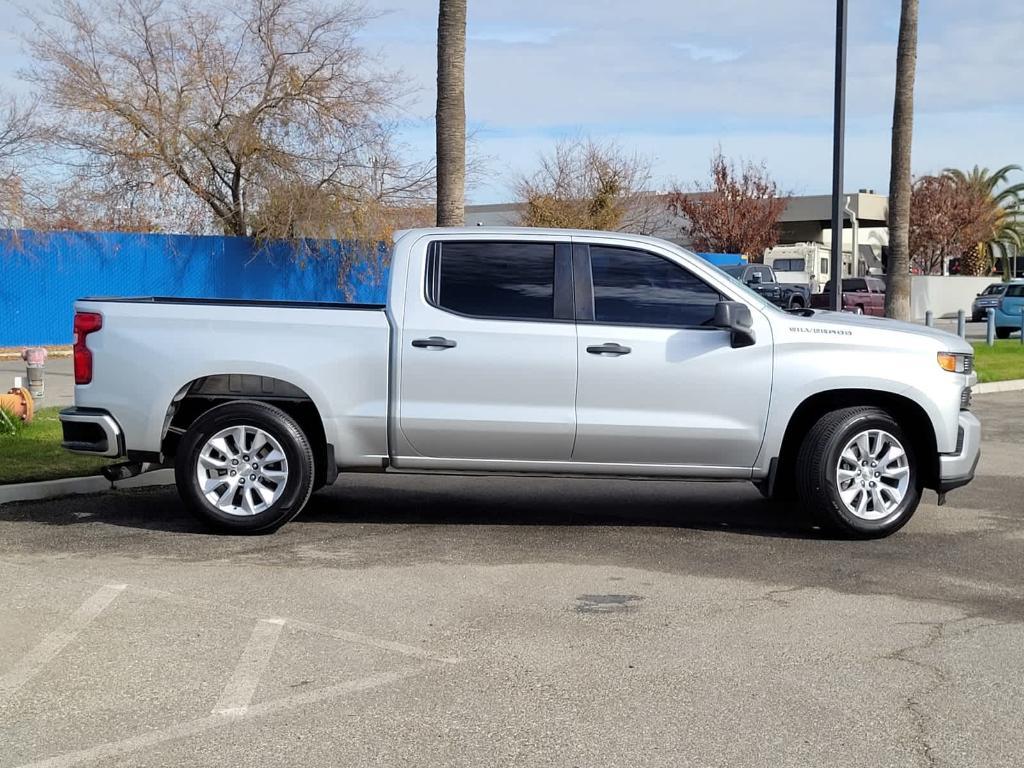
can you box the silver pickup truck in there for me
[61,227,980,538]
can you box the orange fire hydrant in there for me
[0,386,35,423]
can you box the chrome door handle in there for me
[411,336,457,349]
[586,342,631,356]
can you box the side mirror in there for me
[714,301,756,348]
[749,272,763,284]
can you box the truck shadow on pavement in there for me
[3,475,825,539]
[301,477,824,539]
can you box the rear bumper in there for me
[59,408,126,458]
[937,411,981,493]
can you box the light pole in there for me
[830,0,848,310]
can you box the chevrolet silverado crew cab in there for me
[61,227,981,538]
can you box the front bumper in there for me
[937,411,981,493]
[59,408,126,458]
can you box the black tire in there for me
[795,407,921,539]
[175,401,315,534]
[996,327,1012,339]
[789,297,805,309]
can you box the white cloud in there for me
[672,43,744,64]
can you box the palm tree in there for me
[942,165,1024,277]
[885,0,919,321]
[435,0,466,227]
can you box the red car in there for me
[810,277,887,316]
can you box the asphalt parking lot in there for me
[1,392,1022,767]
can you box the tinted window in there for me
[985,284,1006,295]
[845,279,868,292]
[436,242,554,320]
[721,265,746,278]
[774,258,805,272]
[754,266,775,283]
[590,246,722,327]
[1006,284,1024,298]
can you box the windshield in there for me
[984,284,1006,295]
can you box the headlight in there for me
[937,352,973,374]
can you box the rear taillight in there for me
[73,312,102,384]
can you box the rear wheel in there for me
[175,401,315,534]
[996,327,1013,339]
[795,407,920,538]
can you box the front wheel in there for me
[996,327,1013,339]
[795,407,920,538]
[175,401,315,534]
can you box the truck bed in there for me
[73,295,391,467]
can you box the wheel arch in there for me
[160,374,334,486]
[773,389,939,496]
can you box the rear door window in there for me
[433,242,555,320]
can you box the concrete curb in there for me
[0,469,174,505]
[974,379,1024,394]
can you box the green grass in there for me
[0,406,27,437]
[971,340,1024,383]
[0,407,111,485]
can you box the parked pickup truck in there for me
[61,227,980,538]
[810,277,887,316]
[720,263,810,309]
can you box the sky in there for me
[2,0,1022,204]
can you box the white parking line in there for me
[0,584,126,700]
[212,618,286,716]
[15,667,425,768]
[285,617,462,664]
[112,581,461,664]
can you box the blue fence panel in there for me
[696,252,746,267]
[0,230,388,346]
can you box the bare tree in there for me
[515,137,660,234]
[435,0,466,227]
[885,0,919,319]
[668,150,788,259]
[23,0,431,238]
[0,94,43,228]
